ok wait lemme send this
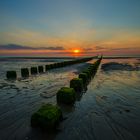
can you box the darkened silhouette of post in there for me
[31,67,38,75]
[6,71,17,79]
[38,66,44,73]
[21,68,29,77]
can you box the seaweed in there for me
[57,87,76,104]
[31,104,62,129]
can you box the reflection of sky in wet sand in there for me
[0,58,140,140]
[56,58,140,140]
[0,61,88,140]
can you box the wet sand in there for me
[0,58,140,140]
[56,69,140,140]
[0,62,90,140]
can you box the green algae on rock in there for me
[31,104,62,129]
[70,78,83,92]
[57,87,76,104]
[79,73,88,84]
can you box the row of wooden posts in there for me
[6,57,94,79]
[57,56,103,104]
[31,56,102,130]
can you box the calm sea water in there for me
[0,58,140,140]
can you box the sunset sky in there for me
[0,0,140,57]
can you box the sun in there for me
[73,49,80,53]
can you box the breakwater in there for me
[6,57,95,79]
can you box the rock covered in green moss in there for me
[31,104,62,129]
[79,73,88,84]
[57,87,76,104]
[6,71,17,79]
[82,70,91,79]
[70,78,83,92]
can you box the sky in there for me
[0,0,140,57]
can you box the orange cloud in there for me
[0,28,140,56]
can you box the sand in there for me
[0,58,140,140]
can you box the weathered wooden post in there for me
[6,71,17,79]
[31,67,38,75]
[38,66,44,73]
[21,68,29,77]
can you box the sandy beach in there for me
[0,58,140,140]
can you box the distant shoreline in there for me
[0,56,76,60]
[0,56,140,60]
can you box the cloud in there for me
[0,44,33,50]
[109,47,139,51]
[83,47,93,51]
[0,28,140,57]
[95,46,105,50]
[83,46,106,51]
[0,44,65,50]
[43,46,65,50]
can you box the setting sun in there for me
[73,49,80,53]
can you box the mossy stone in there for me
[82,70,91,79]
[21,68,29,77]
[57,87,76,104]
[31,104,62,129]
[70,78,83,92]
[6,71,17,79]
[79,73,88,84]
[87,68,93,74]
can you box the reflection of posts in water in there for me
[76,86,88,101]
[57,102,75,114]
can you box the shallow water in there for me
[56,58,140,140]
[0,58,140,140]
[0,58,71,79]
[0,58,91,140]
